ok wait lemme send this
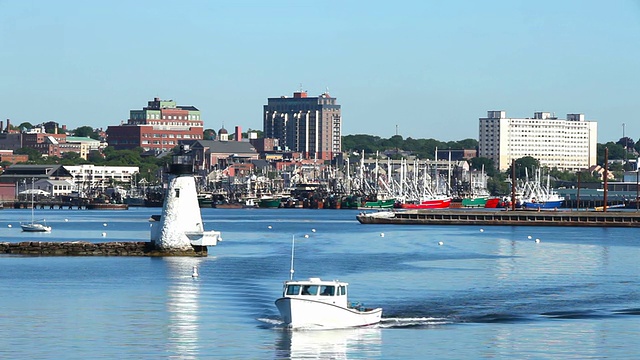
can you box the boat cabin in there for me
[282,278,349,308]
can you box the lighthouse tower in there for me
[150,145,221,255]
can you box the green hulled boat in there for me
[258,196,281,208]
[461,196,488,208]
[363,199,396,209]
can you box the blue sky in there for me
[1,0,639,143]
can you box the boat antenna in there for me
[289,235,295,280]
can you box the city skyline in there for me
[1,1,638,143]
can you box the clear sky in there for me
[1,0,639,143]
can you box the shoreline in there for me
[0,241,208,257]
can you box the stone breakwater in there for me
[0,241,208,257]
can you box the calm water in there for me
[1,207,639,359]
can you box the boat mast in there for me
[31,178,35,222]
[289,235,295,280]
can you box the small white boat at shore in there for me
[275,277,383,329]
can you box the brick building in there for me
[107,97,204,151]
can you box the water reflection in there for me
[164,257,203,359]
[275,327,382,359]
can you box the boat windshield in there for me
[285,283,341,296]
[285,285,301,295]
[319,285,335,296]
[300,285,318,295]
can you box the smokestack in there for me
[6,119,10,132]
[0,120,3,133]
[235,126,242,141]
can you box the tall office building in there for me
[107,98,204,151]
[479,111,597,171]
[263,91,341,160]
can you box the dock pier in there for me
[357,209,640,227]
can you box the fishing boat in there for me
[461,196,488,208]
[484,197,501,208]
[258,195,281,208]
[362,198,395,209]
[275,237,382,329]
[400,195,451,209]
[20,181,51,232]
[520,170,564,209]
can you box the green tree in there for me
[18,122,34,131]
[597,143,626,163]
[487,173,510,196]
[73,126,95,138]
[506,156,540,178]
[14,147,42,161]
[469,157,496,177]
[457,138,479,150]
[203,129,216,140]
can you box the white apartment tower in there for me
[478,111,598,171]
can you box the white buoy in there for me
[103,223,107,227]
[64,219,69,222]
[527,235,532,239]
[380,233,385,237]
[7,224,12,228]
[438,241,444,246]
[311,229,316,232]
[479,229,484,232]
[535,238,540,243]
[101,232,107,237]
[304,234,309,238]
[268,225,272,229]
[192,266,199,278]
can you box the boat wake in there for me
[256,317,455,329]
[258,316,452,329]
[257,317,284,328]
[378,317,451,328]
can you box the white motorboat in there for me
[274,235,382,329]
[275,277,383,329]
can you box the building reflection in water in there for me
[164,257,203,359]
[275,327,382,359]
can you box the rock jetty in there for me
[0,241,208,257]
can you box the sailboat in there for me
[20,180,52,232]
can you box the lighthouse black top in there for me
[169,145,195,175]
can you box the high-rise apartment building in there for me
[478,111,597,171]
[263,91,341,160]
[107,98,204,151]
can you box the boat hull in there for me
[401,197,451,209]
[20,223,51,232]
[363,199,395,209]
[522,200,563,209]
[258,198,281,208]
[275,297,382,329]
[484,197,501,208]
[461,197,488,208]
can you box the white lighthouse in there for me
[150,145,221,255]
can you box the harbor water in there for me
[1,208,639,359]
